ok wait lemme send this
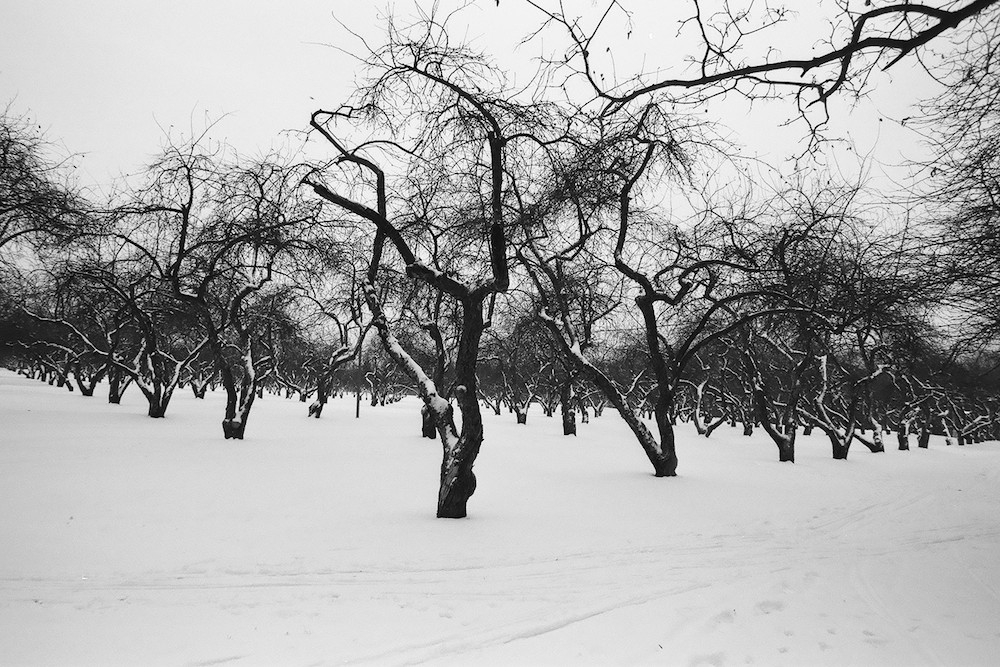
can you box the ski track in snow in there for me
[2,370,1000,665]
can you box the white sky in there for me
[1,1,941,196]
[1,1,372,190]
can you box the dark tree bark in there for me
[421,404,437,439]
[436,298,487,518]
[897,418,911,451]
[755,384,796,463]
[560,380,577,436]
[107,367,132,404]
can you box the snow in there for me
[2,368,999,666]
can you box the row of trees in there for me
[3,1,1000,518]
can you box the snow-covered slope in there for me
[2,369,998,665]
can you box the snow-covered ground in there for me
[1,369,999,666]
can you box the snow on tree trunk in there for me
[855,433,885,453]
[687,381,711,436]
[141,384,173,419]
[942,413,956,446]
[107,369,131,404]
[72,363,106,397]
[435,301,489,518]
[222,388,256,440]
[704,416,727,438]
[537,310,677,477]
[515,405,528,424]
[753,385,795,463]
[600,364,675,473]
[871,419,885,451]
[364,282,479,518]
[897,418,911,451]
[308,378,328,418]
[830,431,851,460]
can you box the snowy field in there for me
[1,369,999,666]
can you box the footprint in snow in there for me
[754,600,785,615]
[709,609,736,628]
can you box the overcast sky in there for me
[1,1,369,190]
[1,1,937,195]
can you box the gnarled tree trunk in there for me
[436,299,486,518]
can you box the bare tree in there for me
[521,106,822,474]
[301,11,581,517]
[113,135,322,436]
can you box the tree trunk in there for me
[308,378,329,418]
[219,367,240,438]
[222,387,255,440]
[830,431,850,459]
[651,390,679,476]
[855,433,885,453]
[436,299,486,519]
[189,374,212,399]
[776,435,795,462]
[107,369,131,404]
[222,418,247,439]
[143,386,171,418]
[942,415,956,446]
[870,420,885,451]
[754,387,794,463]
[515,405,527,424]
[537,311,676,477]
[72,363,106,397]
[897,418,910,451]
[421,404,437,439]
[703,415,727,438]
[560,381,576,436]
